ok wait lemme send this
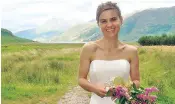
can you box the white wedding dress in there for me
[89,59,130,104]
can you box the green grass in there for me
[138,47,175,104]
[1,43,84,53]
[1,43,175,104]
[1,43,84,104]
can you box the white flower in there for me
[105,86,110,92]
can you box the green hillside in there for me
[50,22,100,42]
[120,6,175,41]
[1,28,34,44]
[51,6,175,42]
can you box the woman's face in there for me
[98,9,122,38]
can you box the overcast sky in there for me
[2,0,175,32]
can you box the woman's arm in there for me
[78,43,107,97]
[78,43,96,92]
[129,46,140,88]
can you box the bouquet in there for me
[105,77,159,104]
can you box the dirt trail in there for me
[58,86,90,104]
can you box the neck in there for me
[101,36,120,50]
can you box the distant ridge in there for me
[50,6,175,42]
[1,28,34,44]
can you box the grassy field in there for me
[1,43,84,104]
[138,46,175,104]
[1,43,175,104]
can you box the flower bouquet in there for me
[105,77,159,104]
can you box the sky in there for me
[2,0,175,32]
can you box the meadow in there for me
[1,43,175,104]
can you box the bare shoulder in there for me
[125,44,138,53]
[123,44,138,58]
[82,41,97,55]
[82,41,98,52]
[123,44,138,61]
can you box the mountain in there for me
[13,6,175,43]
[50,6,175,42]
[15,28,60,42]
[14,28,37,39]
[119,6,175,41]
[1,28,33,44]
[35,18,71,34]
[50,21,102,42]
[14,18,73,42]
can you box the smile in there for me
[106,29,114,32]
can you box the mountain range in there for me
[14,18,76,42]
[13,6,175,42]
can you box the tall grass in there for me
[1,44,83,104]
[138,46,175,104]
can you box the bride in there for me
[78,1,140,104]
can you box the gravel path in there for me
[58,86,90,104]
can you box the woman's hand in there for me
[94,84,107,98]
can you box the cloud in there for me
[2,0,94,32]
[2,0,175,32]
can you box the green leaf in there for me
[114,99,119,104]
[119,97,126,104]
[105,90,111,96]
[133,83,137,90]
[131,90,140,94]
[140,86,144,90]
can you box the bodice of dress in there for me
[89,59,130,86]
[89,59,131,104]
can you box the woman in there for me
[78,1,140,104]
